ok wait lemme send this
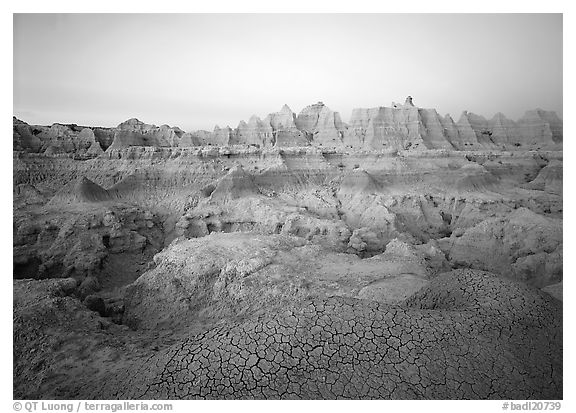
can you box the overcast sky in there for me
[13,13,562,131]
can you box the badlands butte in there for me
[13,97,562,399]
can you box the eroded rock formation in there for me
[15,97,561,154]
[12,97,563,400]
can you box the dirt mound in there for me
[338,169,380,197]
[74,177,111,202]
[404,269,559,317]
[47,176,113,205]
[15,269,560,400]
[107,119,185,150]
[524,160,562,194]
[90,269,560,399]
[455,164,500,192]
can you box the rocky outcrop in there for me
[93,128,115,150]
[13,118,112,156]
[438,207,562,287]
[264,104,309,147]
[210,125,233,146]
[14,97,562,154]
[35,124,103,156]
[516,109,562,148]
[418,109,456,150]
[175,175,353,251]
[296,102,345,148]
[452,109,563,150]
[12,104,563,400]
[107,118,185,150]
[13,117,43,152]
[179,130,212,146]
[123,232,441,331]
[13,205,163,289]
[463,112,496,147]
[74,128,105,156]
[339,100,562,152]
[236,116,274,147]
[490,112,521,147]
[277,102,561,150]
[340,97,548,151]
[344,106,425,150]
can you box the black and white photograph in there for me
[9,6,569,408]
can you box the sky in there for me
[13,13,563,131]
